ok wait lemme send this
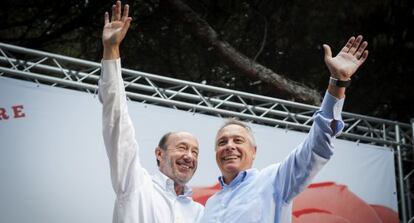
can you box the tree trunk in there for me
[163,0,322,105]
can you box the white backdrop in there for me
[0,76,398,222]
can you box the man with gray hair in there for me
[99,1,203,222]
[201,35,369,223]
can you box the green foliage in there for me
[0,0,413,122]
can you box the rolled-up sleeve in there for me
[311,91,345,158]
[275,91,345,202]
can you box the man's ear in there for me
[252,146,257,160]
[155,147,163,162]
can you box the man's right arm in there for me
[99,1,143,196]
[99,58,144,195]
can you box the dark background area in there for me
[1,0,413,123]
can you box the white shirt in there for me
[99,59,204,223]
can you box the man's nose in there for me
[224,141,236,151]
[183,149,195,160]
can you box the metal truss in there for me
[0,42,411,149]
[1,42,413,222]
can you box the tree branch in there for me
[163,0,322,105]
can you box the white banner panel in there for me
[0,76,398,222]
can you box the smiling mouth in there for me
[222,155,240,161]
[176,162,193,171]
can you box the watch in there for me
[329,76,351,87]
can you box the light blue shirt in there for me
[200,91,344,223]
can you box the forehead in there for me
[217,124,250,139]
[167,132,199,148]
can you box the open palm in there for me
[323,36,369,80]
[102,1,131,48]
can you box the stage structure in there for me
[0,42,413,222]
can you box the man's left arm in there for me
[272,35,369,203]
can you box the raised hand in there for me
[323,35,368,80]
[102,1,132,59]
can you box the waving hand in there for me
[102,1,132,59]
[323,35,368,80]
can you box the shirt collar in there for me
[153,169,193,197]
[218,168,257,189]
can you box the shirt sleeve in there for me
[272,91,345,203]
[99,58,146,196]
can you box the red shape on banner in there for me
[292,212,351,223]
[192,181,399,223]
[292,181,399,223]
[192,183,221,205]
[370,204,399,223]
[293,208,331,217]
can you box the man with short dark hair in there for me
[98,1,203,222]
[201,35,369,223]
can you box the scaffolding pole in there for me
[409,118,414,223]
[396,125,408,223]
